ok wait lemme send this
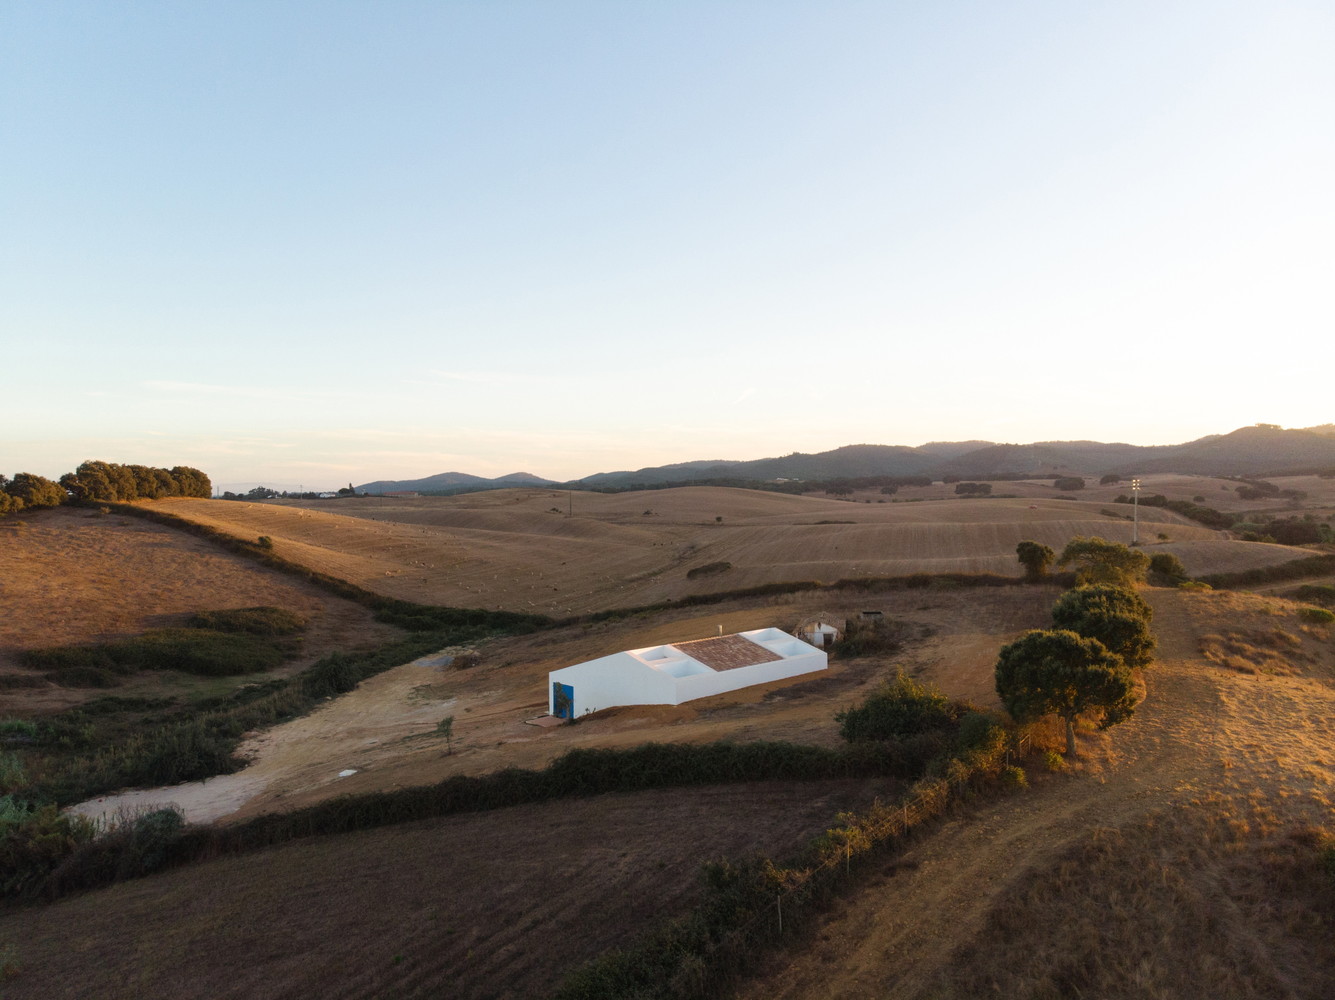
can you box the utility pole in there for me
[1130,477,1142,546]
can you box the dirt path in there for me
[68,650,464,825]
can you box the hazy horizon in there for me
[5,2,1332,487]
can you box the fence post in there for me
[776,894,783,935]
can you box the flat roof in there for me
[671,634,782,672]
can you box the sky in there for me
[3,1,1332,491]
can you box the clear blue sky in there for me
[4,1,1332,490]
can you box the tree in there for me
[1051,585,1155,669]
[1147,553,1187,585]
[1053,477,1086,491]
[1099,474,1122,485]
[1016,540,1056,581]
[995,629,1135,756]
[1057,536,1149,587]
[170,466,212,498]
[71,460,117,501]
[4,472,64,510]
[955,482,992,496]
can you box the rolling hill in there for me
[354,425,1335,495]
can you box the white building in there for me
[548,627,827,719]
[796,619,842,648]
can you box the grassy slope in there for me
[149,488,1304,615]
[732,588,1335,1000]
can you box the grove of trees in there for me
[0,461,211,515]
[996,548,1156,755]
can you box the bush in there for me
[1148,552,1188,586]
[1299,607,1335,624]
[686,561,732,580]
[835,617,904,658]
[24,629,294,678]
[1289,584,1335,607]
[1001,765,1028,790]
[1043,749,1065,772]
[836,674,957,743]
[0,799,96,897]
[187,607,307,635]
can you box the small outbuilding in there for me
[548,627,827,719]
[795,618,842,649]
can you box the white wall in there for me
[548,628,827,717]
[549,652,676,716]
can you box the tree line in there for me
[0,460,211,515]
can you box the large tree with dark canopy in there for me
[995,629,1136,756]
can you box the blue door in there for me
[553,682,574,719]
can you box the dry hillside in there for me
[0,507,399,713]
[146,484,1303,615]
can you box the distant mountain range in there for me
[356,471,556,494]
[354,425,1335,495]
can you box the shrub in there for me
[835,617,904,658]
[0,720,38,742]
[686,561,732,579]
[0,799,96,897]
[1001,765,1028,790]
[836,674,956,743]
[1148,552,1188,586]
[1289,584,1335,607]
[1179,580,1212,591]
[1043,749,1066,772]
[25,629,293,678]
[186,606,306,635]
[1299,607,1335,624]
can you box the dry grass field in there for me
[4,482,1334,999]
[0,506,400,713]
[144,482,1309,615]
